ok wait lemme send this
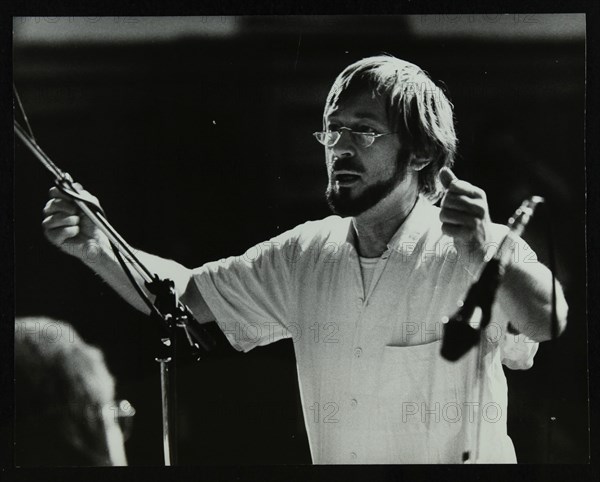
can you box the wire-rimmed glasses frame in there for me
[313,127,396,148]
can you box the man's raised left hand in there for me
[438,167,494,256]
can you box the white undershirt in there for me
[193,196,530,463]
[359,256,380,296]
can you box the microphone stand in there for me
[440,196,544,463]
[14,120,215,466]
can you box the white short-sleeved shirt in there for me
[192,195,538,464]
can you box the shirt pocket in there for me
[402,266,445,333]
[376,341,464,462]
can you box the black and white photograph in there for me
[7,12,591,474]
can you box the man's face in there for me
[323,90,409,217]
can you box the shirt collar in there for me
[385,194,435,254]
[334,194,435,256]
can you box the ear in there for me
[410,155,431,172]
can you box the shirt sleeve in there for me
[500,331,539,370]
[489,276,539,369]
[190,231,298,352]
[490,287,539,370]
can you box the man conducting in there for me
[42,55,567,464]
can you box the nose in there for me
[330,129,355,158]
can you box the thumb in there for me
[439,167,458,189]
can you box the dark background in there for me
[13,15,587,464]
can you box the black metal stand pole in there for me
[14,120,214,465]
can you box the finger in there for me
[441,192,486,218]
[72,182,84,194]
[444,179,485,198]
[440,207,477,228]
[48,182,98,202]
[49,186,73,201]
[439,167,458,189]
[42,214,80,230]
[49,186,99,205]
[441,222,471,240]
[43,198,79,216]
[45,226,80,246]
[439,167,485,198]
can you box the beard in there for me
[326,154,409,217]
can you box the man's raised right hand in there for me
[42,184,110,262]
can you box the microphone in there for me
[440,196,544,361]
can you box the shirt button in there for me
[350,398,358,408]
[350,452,357,460]
[354,347,363,358]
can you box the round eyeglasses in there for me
[313,127,396,148]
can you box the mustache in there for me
[331,159,364,173]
